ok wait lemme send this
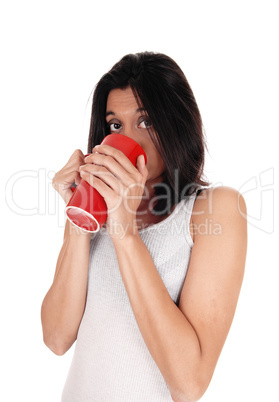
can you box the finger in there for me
[80,164,123,195]
[84,152,140,188]
[66,149,85,167]
[136,155,148,181]
[88,145,137,175]
[79,170,115,200]
[58,169,82,186]
[74,171,82,186]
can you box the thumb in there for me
[136,154,148,178]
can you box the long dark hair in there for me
[88,51,210,214]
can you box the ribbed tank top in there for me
[62,187,204,402]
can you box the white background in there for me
[1,0,278,401]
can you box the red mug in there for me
[65,134,147,232]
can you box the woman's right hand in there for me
[52,149,86,204]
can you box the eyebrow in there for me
[105,107,147,118]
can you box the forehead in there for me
[106,87,140,112]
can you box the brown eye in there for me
[108,123,122,132]
[138,118,152,129]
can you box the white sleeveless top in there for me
[62,188,203,401]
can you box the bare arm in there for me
[111,187,247,402]
[41,149,92,355]
[41,220,91,355]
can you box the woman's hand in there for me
[52,149,86,204]
[79,145,148,239]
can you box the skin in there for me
[80,87,167,235]
[42,86,247,401]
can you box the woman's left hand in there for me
[79,144,148,239]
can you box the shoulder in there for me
[194,185,247,214]
[190,186,247,244]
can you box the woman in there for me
[41,52,247,401]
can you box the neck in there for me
[137,176,163,215]
[136,175,172,230]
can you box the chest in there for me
[88,223,192,305]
